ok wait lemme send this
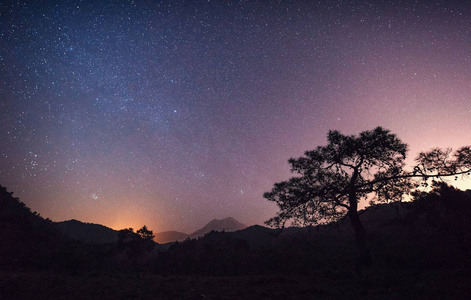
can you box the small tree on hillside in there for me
[264,126,471,267]
[137,225,155,252]
[118,225,155,265]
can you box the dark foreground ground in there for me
[1,268,471,300]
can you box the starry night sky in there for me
[1,0,470,233]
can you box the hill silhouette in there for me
[56,219,119,244]
[0,185,63,270]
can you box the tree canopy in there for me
[265,127,413,228]
[118,225,155,256]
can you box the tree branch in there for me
[356,168,471,190]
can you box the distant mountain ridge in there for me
[190,217,247,239]
[154,231,189,244]
[56,217,247,244]
[155,217,247,243]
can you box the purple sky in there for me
[1,0,470,233]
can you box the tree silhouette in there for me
[136,225,155,252]
[264,126,471,267]
[117,225,155,269]
[137,225,155,242]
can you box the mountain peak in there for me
[190,217,247,239]
[154,217,248,243]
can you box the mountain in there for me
[154,231,189,244]
[154,217,247,243]
[56,216,247,244]
[56,219,119,244]
[189,217,247,239]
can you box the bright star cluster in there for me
[1,0,470,233]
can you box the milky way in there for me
[1,0,470,232]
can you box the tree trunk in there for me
[348,188,371,268]
[348,168,371,268]
[348,209,371,268]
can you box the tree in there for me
[137,225,155,242]
[118,225,155,258]
[264,126,471,267]
[136,225,155,252]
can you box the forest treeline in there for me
[1,182,471,276]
